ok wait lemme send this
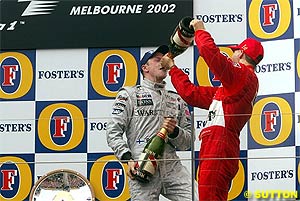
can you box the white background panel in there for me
[248,146,296,191]
[88,100,114,153]
[296,92,300,146]
[34,153,87,183]
[193,107,208,151]
[193,0,246,45]
[294,1,300,39]
[239,124,248,151]
[0,101,35,153]
[36,49,88,101]
[256,39,295,96]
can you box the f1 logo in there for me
[1,170,17,190]
[106,63,123,84]
[2,65,18,86]
[105,169,122,190]
[262,4,277,26]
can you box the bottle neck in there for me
[157,127,168,140]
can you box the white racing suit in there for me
[106,79,197,201]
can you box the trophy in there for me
[168,16,195,58]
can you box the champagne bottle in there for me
[168,16,195,58]
[134,127,168,183]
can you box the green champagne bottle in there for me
[134,127,168,183]
[168,16,195,58]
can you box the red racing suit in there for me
[169,30,259,200]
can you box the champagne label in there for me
[157,132,166,140]
[172,29,193,48]
[137,153,156,175]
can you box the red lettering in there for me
[106,63,123,84]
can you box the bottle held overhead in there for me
[168,16,195,58]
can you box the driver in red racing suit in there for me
[161,19,264,200]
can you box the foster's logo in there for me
[0,155,33,201]
[89,48,139,99]
[195,46,233,87]
[249,93,294,149]
[248,0,293,39]
[36,101,86,152]
[296,39,300,92]
[89,154,130,201]
[0,51,35,100]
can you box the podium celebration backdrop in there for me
[1,0,299,200]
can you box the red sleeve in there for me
[169,66,217,109]
[194,30,243,90]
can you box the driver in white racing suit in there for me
[106,45,198,201]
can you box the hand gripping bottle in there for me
[134,127,168,183]
[168,16,195,58]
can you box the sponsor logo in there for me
[195,13,243,23]
[196,120,207,129]
[19,0,59,16]
[1,1,58,31]
[90,122,107,131]
[0,123,32,133]
[249,94,294,149]
[137,99,153,106]
[36,102,86,152]
[0,155,33,201]
[255,62,292,73]
[136,93,151,98]
[180,67,190,75]
[0,51,34,100]
[248,0,292,39]
[38,70,85,79]
[296,39,300,91]
[114,102,126,108]
[195,46,232,87]
[251,169,293,181]
[116,95,128,101]
[0,21,25,31]
[112,108,124,115]
[89,49,138,99]
[89,154,130,200]
[136,109,159,116]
